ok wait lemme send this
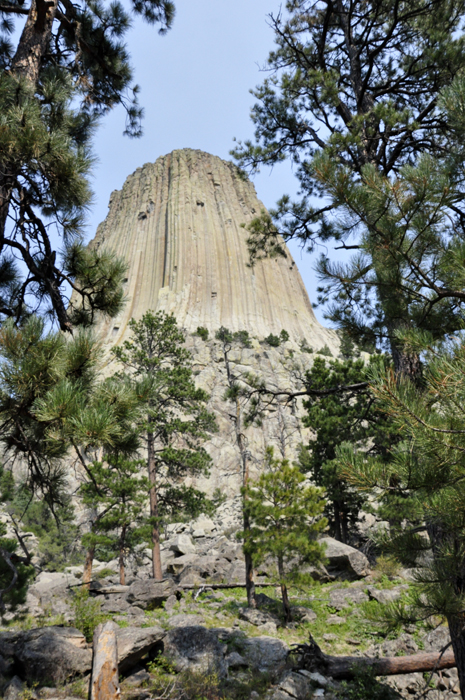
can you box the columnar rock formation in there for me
[89,149,339,512]
[91,149,335,349]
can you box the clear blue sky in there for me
[87,0,337,324]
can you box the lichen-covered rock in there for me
[320,537,371,579]
[163,625,227,677]
[116,626,165,673]
[126,579,177,609]
[13,627,92,683]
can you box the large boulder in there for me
[126,579,177,609]
[163,626,227,677]
[319,537,370,579]
[13,627,92,683]
[169,534,196,556]
[241,635,289,677]
[116,626,165,674]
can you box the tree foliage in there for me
[0,0,175,328]
[301,352,394,542]
[113,311,216,580]
[233,0,465,374]
[80,454,149,585]
[240,448,326,621]
[338,332,465,695]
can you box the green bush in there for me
[71,588,109,642]
[264,333,280,347]
[338,665,398,700]
[195,326,209,341]
[316,344,333,357]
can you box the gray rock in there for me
[164,594,177,612]
[14,627,92,683]
[226,561,246,583]
[4,676,24,700]
[116,626,165,673]
[291,606,317,623]
[320,537,371,579]
[167,614,204,628]
[327,614,346,625]
[122,669,151,687]
[167,554,197,575]
[329,587,369,610]
[278,672,310,698]
[178,569,205,585]
[242,636,288,676]
[239,607,280,628]
[366,585,406,605]
[127,579,177,609]
[422,626,451,652]
[225,651,248,669]
[169,534,196,556]
[164,626,227,677]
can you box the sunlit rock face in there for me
[90,148,335,349]
[88,149,339,510]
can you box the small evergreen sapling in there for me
[240,449,327,622]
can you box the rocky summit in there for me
[90,148,336,346]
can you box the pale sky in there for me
[87,0,337,325]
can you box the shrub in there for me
[264,333,280,347]
[374,555,401,580]
[196,326,209,341]
[71,589,109,642]
[316,344,333,357]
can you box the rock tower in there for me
[90,149,339,521]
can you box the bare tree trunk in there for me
[278,555,291,622]
[333,502,343,542]
[296,636,456,680]
[447,613,465,696]
[90,621,120,700]
[237,397,255,609]
[147,423,163,581]
[119,526,127,586]
[83,545,95,589]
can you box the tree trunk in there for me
[239,398,255,609]
[83,545,95,589]
[119,526,126,586]
[90,621,120,700]
[278,555,291,622]
[333,502,343,542]
[296,635,456,680]
[0,0,59,247]
[447,614,465,697]
[147,424,163,581]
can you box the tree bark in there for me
[278,555,291,623]
[119,526,126,586]
[239,399,255,609]
[147,423,163,581]
[83,544,95,589]
[447,614,465,697]
[90,621,120,700]
[296,636,456,680]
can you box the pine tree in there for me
[240,448,326,622]
[215,326,257,608]
[0,316,142,588]
[113,311,216,581]
[232,0,465,377]
[338,332,465,696]
[0,0,175,328]
[80,454,149,585]
[301,353,394,543]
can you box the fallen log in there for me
[90,621,121,700]
[293,635,455,680]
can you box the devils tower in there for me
[91,149,336,349]
[89,149,338,515]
